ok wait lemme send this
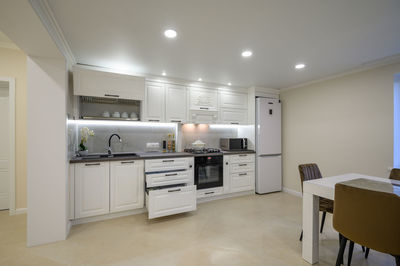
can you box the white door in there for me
[256,98,281,155]
[145,82,165,122]
[110,160,144,213]
[0,87,9,210]
[75,162,110,218]
[255,155,282,194]
[165,84,187,123]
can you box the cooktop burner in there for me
[184,148,221,154]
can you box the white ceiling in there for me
[47,0,400,89]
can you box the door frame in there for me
[0,77,15,215]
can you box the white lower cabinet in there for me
[110,160,144,213]
[146,185,196,219]
[223,154,255,194]
[231,172,255,193]
[75,162,110,219]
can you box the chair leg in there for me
[299,230,303,241]
[348,241,354,266]
[395,255,400,266]
[362,246,365,252]
[336,234,347,266]
[320,211,326,233]
[365,248,370,259]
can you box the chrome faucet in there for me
[108,134,122,156]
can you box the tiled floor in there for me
[0,192,395,265]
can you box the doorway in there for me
[0,78,15,214]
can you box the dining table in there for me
[302,173,400,264]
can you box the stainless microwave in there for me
[220,138,248,151]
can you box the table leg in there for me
[302,192,319,264]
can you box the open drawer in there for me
[146,185,196,219]
[146,170,191,188]
[145,157,191,173]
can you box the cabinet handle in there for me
[121,161,135,164]
[85,163,100,166]
[148,119,160,122]
[239,154,247,157]
[239,173,247,176]
[165,173,178,176]
[168,188,181,193]
[239,164,247,166]
[230,122,239,125]
[226,162,229,165]
[170,120,182,123]
[162,159,174,162]
[205,191,214,195]
[104,94,119,98]
[199,107,209,110]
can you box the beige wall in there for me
[281,62,400,192]
[0,47,27,209]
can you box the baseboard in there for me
[13,208,27,215]
[197,190,255,203]
[71,208,146,225]
[283,187,302,197]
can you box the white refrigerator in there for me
[255,97,282,194]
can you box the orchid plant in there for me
[79,127,94,151]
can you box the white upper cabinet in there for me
[144,82,165,122]
[165,84,187,123]
[189,87,218,111]
[219,91,248,109]
[73,66,145,100]
[219,108,248,125]
[110,160,144,213]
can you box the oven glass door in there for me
[195,155,223,190]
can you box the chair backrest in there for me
[333,183,400,255]
[298,163,322,192]
[389,168,400,181]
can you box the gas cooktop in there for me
[184,148,221,154]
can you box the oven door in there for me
[195,155,223,190]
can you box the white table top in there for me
[303,173,400,200]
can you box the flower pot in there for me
[78,150,89,157]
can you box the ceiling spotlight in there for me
[295,63,306,69]
[164,29,177,39]
[162,71,166,76]
[198,78,202,82]
[228,82,232,86]
[241,50,253,58]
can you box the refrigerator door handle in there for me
[258,154,281,157]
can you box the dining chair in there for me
[298,163,334,241]
[333,182,400,266]
[389,168,400,181]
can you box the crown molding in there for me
[280,53,400,92]
[0,41,20,50]
[29,0,76,64]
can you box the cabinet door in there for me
[189,87,218,111]
[110,160,144,213]
[219,91,248,109]
[165,84,187,123]
[75,162,110,219]
[144,82,165,122]
[189,110,218,124]
[223,156,230,194]
[220,108,247,125]
[230,172,255,193]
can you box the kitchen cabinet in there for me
[75,162,110,219]
[219,108,247,125]
[223,154,255,194]
[144,82,165,122]
[110,160,144,213]
[219,91,248,109]
[165,84,187,123]
[189,87,218,111]
[189,110,218,124]
[223,156,230,194]
[73,66,145,100]
[231,172,255,193]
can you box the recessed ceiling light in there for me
[241,50,253,58]
[164,29,177,39]
[295,63,306,69]
[228,82,232,86]
[198,78,202,82]
[162,71,166,76]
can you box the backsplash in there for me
[180,124,237,149]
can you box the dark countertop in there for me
[69,150,255,163]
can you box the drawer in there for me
[197,187,223,199]
[230,154,255,164]
[146,185,197,219]
[146,170,191,188]
[231,172,254,193]
[230,163,255,173]
[145,157,191,173]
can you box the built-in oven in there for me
[194,155,223,190]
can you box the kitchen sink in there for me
[80,152,137,159]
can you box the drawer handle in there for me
[162,159,174,162]
[149,119,160,122]
[199,107,209,110]
[85,163,100,166]
[239,154,247,157]
[239,173,247,176]
[168,188,181,193]
[171,120,182,123]
[239,164,247,166]
[165,173,178,176]
[230,122,239,125]
[121,161,135,164]
[205,191,214,195]
[104,94,119,98]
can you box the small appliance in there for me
[220,138,248,151]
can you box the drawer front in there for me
[231,172,255,193]
[197,187,224,199]
[230,154,255,164]
[146,170,191,187]
[230,162,255,173]
[146,185,197,219]
[145,157,191,172]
